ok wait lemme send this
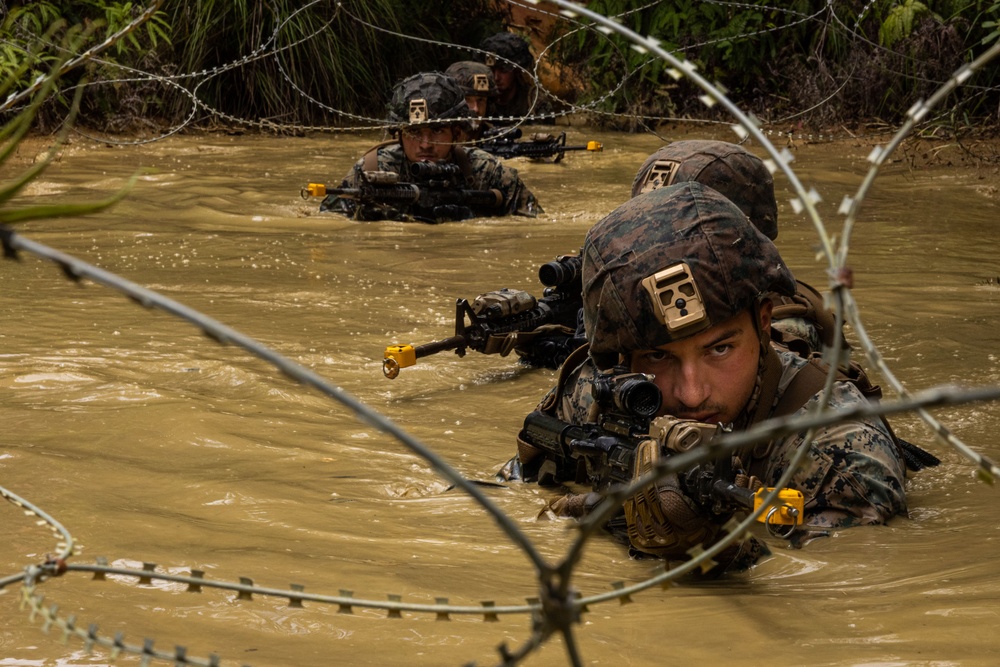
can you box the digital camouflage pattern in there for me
[499,177,907,565]
[333,143,541,218]
[445,61,497,98]
[489,83,554,121]
[324,70,541,221]
[582,182,795,363]
[760,351,907,530]
[507,346,907,537]
[631,140,779,240]
[386,72,471,127]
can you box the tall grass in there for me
[156,0,504,127]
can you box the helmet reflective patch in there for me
[409,99,428,124]
[484,54,497,67]
[641,262,708,334]
[473,73,490,92]
[640,159,681,194]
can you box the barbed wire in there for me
[3,0,975,146]
[3,1,1000,666]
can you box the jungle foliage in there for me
[555,0,1000,129]
[2,0,999,133]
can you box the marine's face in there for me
[465,95,488,117]
[629,303,771,425]
[491,66,517,97]
[401,125,455,162]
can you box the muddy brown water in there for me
[2,125,999,666]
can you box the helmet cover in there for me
[387,72,472,126]
[631,140,779,240]
[445,61,498,98]
[478,32,534,72]
[583,182,795,363]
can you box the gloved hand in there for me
[624,440,768,572]
[623,438,722,559]
[539,491,602,519]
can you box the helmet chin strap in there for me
[733,300,774,431]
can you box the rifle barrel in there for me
[383,335,468,379]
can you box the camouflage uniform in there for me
[501,183,908,568]
[478,32,555,123]
[332,142,541,219]
[502,345,907,532]
[321,71,542,222]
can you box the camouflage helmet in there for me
[631,140,779,240]
[479,32,534,72]
[445,61,498,98]
[386,72,472,127]
[582,182,796,365]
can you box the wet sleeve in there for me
[766,382,908,529]
[500,162,543,217]
[469,149,542,217]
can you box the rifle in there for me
[303,163,503,223]
[478,128,603,162]
[382,252,585,378]
[518,370,804,531]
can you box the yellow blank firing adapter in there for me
[301,183,326,199]
[383,344,417,379]
[754,488,804,536]
[587,141,603,151]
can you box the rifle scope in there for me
[538,253,582,288]
[592,372,662,418]
[409,161,463,180]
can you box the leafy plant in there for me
[1,17,137,226]
[981,1,1000,44]
[879,0,939,48]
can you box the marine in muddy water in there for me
[477,31,554,124]
[444,61,497,137]
[320,71,541,222]
[499,182,937,572]
[484,140,819,371]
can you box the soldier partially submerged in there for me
[321,71,541,222]
[500,183,933,572]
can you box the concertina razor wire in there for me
[2,0,1000,665]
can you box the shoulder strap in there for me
[361,140,399,172]
[769,279,847,353]
[747,352,872,463]
[763,355,937,471]
[537,342,591,414]
[750,345,785,425]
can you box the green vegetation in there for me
[1,17,136,225]
[554,0,1000,129]
[2,0,998,133]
